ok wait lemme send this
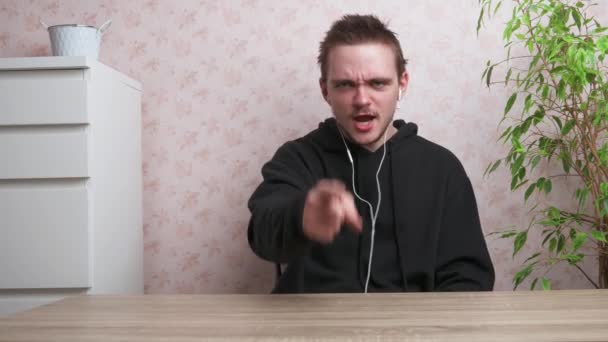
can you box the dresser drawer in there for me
[0,80,88,125]
[0,128,88,179]
[0,183,90,289]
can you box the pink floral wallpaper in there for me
[1,0,606,293]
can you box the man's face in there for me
[320,43,408,151]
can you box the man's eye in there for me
[335,82,353,88]
[371,81,386,88]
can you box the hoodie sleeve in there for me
[247,141,316,264]
[435,162,495,291]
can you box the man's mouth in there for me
[352,114,376,132]
[353,114,375,122]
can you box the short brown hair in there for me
[318,14,408,82]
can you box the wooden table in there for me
[1,290,607,341]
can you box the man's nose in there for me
[353,86,371,107]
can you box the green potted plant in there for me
[478,0,608,289]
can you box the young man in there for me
[247,14,494,293]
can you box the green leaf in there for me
[524,94,534,113]
[503,21,512,41]
[518,166,526,181]
[505,93,517,115]
[561,155,570,173]
[548,207,561,221]
[513,231,528,257]
[526,38,534,53]
[549,237,557,253]
[529,55,541,71]
[524,183,536,201]
[544,179,552,194]
[512,177,528,192]
[542,85,550,100]
[486,65,494,87]
[593,27,608,34]
[505,19,521,42]
[524,252,541,263]
[551,115,563,130]
[539,220,557,227]
[499,126,512,142]
[536,177,545,190]
[522,12,531,27]
[511,154,525,176]
[484,161,492,175]
[477,6,485,34]
[597,36,608,53]
[563,253,584,264]
[542,230,556,246]
[501,231,518,239]
[561,119,576,135]
[557,79,566,100]
[532,108,545,124]
[489,159,501,173]
[493,1,502,16]
[541,277,551,290]
[591,230,608,243]
[576,188,589,208]
[505,68,512,85]
[572,232,587,251]
[557,234,566,253]
[513,263,533,290]
[572,10,581,31]
[601,183,608,195]
[550,66,567,75]
[530,277,539,290]
[531,155,541,170]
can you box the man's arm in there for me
[247,142,314,264]
[435,162,495,291]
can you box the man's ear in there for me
[399,71,409,94]
[319,78,330,104]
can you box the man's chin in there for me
[349,131,384,149]
[351,124,396,149]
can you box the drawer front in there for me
[0,79,88,125]
[0,183,90,289]
[0,69,84,81]
[0,128,88,179]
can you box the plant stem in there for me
[574,263,600,289]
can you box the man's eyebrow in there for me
[329,77,394,85]
[329,79,355,85]
[367,77,393,83]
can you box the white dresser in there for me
[0,57,143,316]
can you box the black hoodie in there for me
[247,118,495,293]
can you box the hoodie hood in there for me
[308,117,418,152]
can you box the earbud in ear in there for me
[396,89,403,109]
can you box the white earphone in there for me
[337,126,388,293]
[346,148,353,164]
[397,88,403,109]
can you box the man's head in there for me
[318,14,409,151]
